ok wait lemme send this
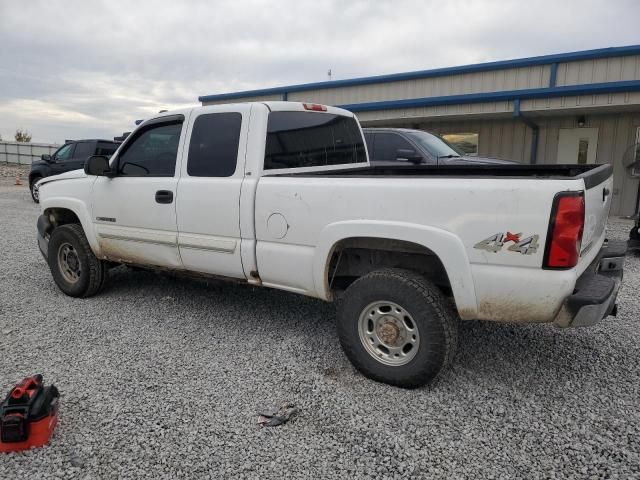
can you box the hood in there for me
[30,160,49,168]
[37,168,87,186]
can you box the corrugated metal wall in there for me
[557,55,640,85]
[286,65,552,104]
[537,113,640,216]
[200,52,640,216]
[409,113,640,216]
[202,55,640,108]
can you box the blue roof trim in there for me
[336,80,640,112]
[198,45,640,102]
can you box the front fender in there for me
[40,197,99,255]
[312,220,478,319]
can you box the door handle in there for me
[155,190,174,204]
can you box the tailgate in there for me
[580,164,614,254]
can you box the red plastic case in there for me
[0,375,59,453]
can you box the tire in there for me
[47,224,107,297]
[336,268,458,389]
[30,176,42,203]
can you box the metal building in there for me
[199,46,640,216]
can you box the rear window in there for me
[264,111,366,170]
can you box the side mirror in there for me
[396,148,423,164]
[84,155,113,177]
[41,154,52,162]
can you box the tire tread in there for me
[48,224,106,297]
[337,268,458,388]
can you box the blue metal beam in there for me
[549,63,558,88]
[512,98,521,117]
[512,99,539,164]
[198,45,640,102]
[337,80,640,112]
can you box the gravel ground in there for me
[0,182,639,479]
[0,163,29,179]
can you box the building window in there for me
[577,138,589,164]
[441,133,479,156]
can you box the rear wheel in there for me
[48,224,107,297]
[337,268,458,388]
[30,176,42,203]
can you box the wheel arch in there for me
[29,169,45,184]
[313,220,477,319]
[41,198,99,254]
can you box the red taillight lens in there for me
[303,103,327,112]
[543,192,585,269]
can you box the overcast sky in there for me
[0,0,639,144]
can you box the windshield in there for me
[405,131,462,158]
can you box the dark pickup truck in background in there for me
[363,128,514,166]
[29,139,119,202]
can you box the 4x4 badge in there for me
[474,232,539,255]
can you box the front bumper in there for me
[555,239,626,327]
[37,214,51,261]
[629,223,640,251]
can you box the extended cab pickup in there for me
[36,102,625,388]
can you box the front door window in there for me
[117,122,183,177]
[54,143,74,161]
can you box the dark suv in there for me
[29,139,119,202]
[363,128,513,166]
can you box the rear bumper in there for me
[555,239,626,327]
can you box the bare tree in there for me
[15,129,32,142]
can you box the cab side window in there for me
[187,113,242,177]
[118,121,183,177]
[373,133,414,161]
[96,142,118,157]
[364,133,374,157]
[72,142,95,160]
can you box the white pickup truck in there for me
[36,101,625,388]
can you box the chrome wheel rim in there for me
[57,242,81,283]
[358,300,420,366]
[31,183,39,201]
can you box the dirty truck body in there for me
[36,101,624,388]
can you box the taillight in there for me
[303,103,327,112]
[543,192,585,269]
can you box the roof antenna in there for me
[327,69,332,81]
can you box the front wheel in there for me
[337,268,458,388]
[30,177,42,203]
[48,224,107,297]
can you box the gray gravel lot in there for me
[1,178,639,479]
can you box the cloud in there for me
[0,0,638,142]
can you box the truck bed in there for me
[277,163,612,189]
